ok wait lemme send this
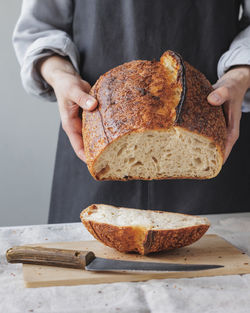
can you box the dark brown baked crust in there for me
[82,50,227,180]
[177,62,226,154]
[83,54,183,167]
[80,206,210,255]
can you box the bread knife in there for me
[6,246,223,272]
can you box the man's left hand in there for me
[207,66,250,163]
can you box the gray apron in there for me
[49,0,250,223]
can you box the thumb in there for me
[207,86,230,106]
[71,87,98,111]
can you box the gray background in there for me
[0,1,60,226]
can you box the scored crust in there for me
[82,57,182,167]
[82,50,227,180]
[80,205,210,255]
[178,61,226,157]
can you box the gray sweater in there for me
[13,0,250,111]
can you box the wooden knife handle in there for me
[6,246,96,269]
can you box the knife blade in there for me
[6,246,223,272]
[85,257,223,272]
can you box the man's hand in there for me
[207,66,250,163]
[38,55,98,162]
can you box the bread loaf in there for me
[80,204,210,255]
[82,51,227,180]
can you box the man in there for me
[13,0,250,223]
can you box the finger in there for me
[223,139,233,164]
[70,86,98,111]
[68,131,86,163]
[80,80,92,93]
[223,126,240,164]
[61,116,86,163]
[223,138,235,164]
[207,86,230,106]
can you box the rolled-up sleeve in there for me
[217,0,250,112]
[13,0,79,101]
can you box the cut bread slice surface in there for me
[81,204,209,229]
[94,127,222,180]
[80,204,210,255]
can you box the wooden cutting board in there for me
[23,234,250,288]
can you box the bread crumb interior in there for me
[82,204,209,230]
[94,127,221,180]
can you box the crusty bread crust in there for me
[82,58,182,172]
[178,62,226,159]
[82,51,226,180]
[80,205,210,255]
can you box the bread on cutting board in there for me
[82,50,227,181]
[80,204,210,255]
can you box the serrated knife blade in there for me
[85,257,223,272]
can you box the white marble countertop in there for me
[1,212,250,313]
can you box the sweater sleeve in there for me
[217,0,250,112]
[13,0,79,102]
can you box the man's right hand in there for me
[38,55,98,162]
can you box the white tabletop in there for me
[1,212,250,313]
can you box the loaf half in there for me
[80,204,210,255]
[82,51,227,180]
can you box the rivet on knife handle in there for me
[6,246,96,269]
